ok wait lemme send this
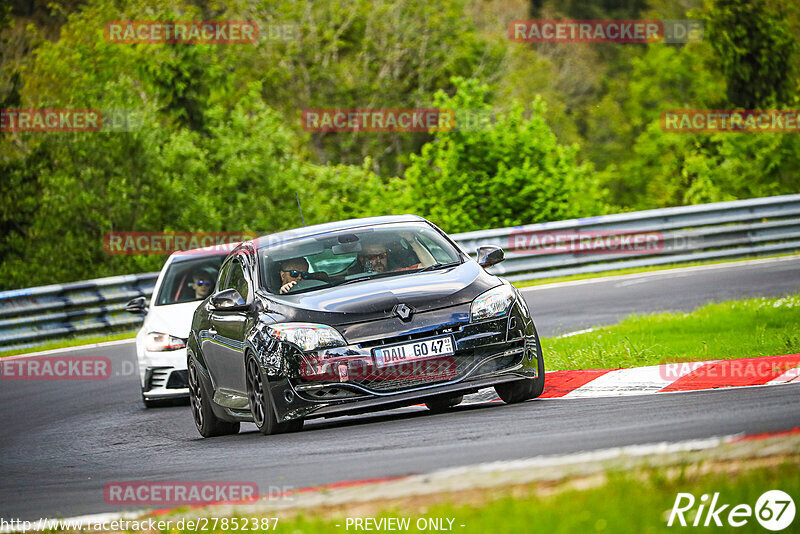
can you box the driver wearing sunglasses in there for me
[358,243,389,273]
[190,266,218,300]
[279,257,310,294]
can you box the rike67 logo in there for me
[668,490,795,530]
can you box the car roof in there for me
[252,214,428,249]
[166,247,237,264]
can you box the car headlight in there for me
[267,323,347,352]
[145,332,186,352]
[471,284,516,322]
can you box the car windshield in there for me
[259,222,462,295]
[154,256,225,305]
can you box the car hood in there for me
[265,261,499,325]
[144,301,203,338]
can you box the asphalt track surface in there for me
[1,257,799,520]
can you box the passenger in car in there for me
[358,242,390,273]
[356,234,437,274]
[395,231,436,271]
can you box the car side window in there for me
[417,233,455,263]
[226,259,250,301]
[217,259,232,290]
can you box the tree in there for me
[237,0,505,175]
[404,78,608,233]
[704,0,799,108]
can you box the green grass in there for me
[0,330,136,357]
[512,252,800,288]
[543,293,800,370]
[174,460,799,534]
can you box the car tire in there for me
[495,378,535,404]
[425,394,463,413]
[188,358,240,438]
[529,341,546,399]
[495,330,546,404]
[246,355,301,435]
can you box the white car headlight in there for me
[471,284,516,322]
[267,323,347,352]
[145,332,186,352]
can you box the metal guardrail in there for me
[0,274,157,352]
[1,194,799,352]
[456,193,800,281]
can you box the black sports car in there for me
[187,215,545,437]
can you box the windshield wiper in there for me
[337,272,396,286]
[337,262,461,285]
[417,261,461,273]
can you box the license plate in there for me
[373,336,455,367]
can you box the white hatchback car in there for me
[126,251,225,407]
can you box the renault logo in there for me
[393,303,413,321]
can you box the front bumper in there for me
[137,348,190,399]
[257,299,540,422]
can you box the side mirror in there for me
[125,296,147,315]
[477,245,505,268]
[210,289,249,311]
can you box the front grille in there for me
[303,386,363,400]
[166,370,189,389]
[352,355,463,392]
[147,368,170,390]
[507,315,524,341]
[352,340,525,393]
[357,326,460,349]
[525,336,538,361]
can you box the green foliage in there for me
[704,0,799,108]
[585,40,725,178]
[299,160,409,226]
[240,0,505,175]
[552,0,650,19]
[590,0,800,210]
[0,0,409,288]
[0,87,398,288]
[405,78,608,233]
[2,0,800,288]
[618,125,800,208]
